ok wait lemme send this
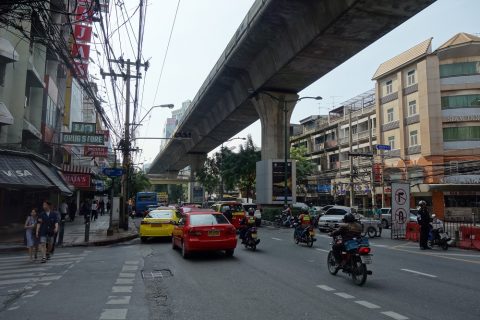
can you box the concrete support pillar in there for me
[251,91,299,160]
[187,155,207,203]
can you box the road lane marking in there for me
[316,285,335,291]
[315,248,329,253]
[393,247,480,265]
[124,260,139,265]
[22,290,40,298]
[334,292,355,299]
[112,286,133,293]
[121,265,138,272]
[401,268,437,278]
[107,296,131,305]
[99,308,128,319]
[372,244,390,248]
[271,237,283,241]
[381,311,409,320]
[115,278,135,285]
[355,300,381,309]
[118,273,136,278]
[0,275,62,285]
[7,305,19,311]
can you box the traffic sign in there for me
[376,144,391,151]
[102,168,124,177]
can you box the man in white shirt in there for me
[91,200,98,221]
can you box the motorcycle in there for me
[428,216,451,250]
[293,224,316,247]
[327,236,373,286]
[274,212,296,228]
[243,226,260,251]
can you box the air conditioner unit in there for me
[317,165,322,172]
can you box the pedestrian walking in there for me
[36,201,59,263]
[24,208,38,261]
[91,200,98,221]
[417,200,431,250]
[60,200,68,221]
[81,201,90,223]
[68,200,76,222]
[50,208,62,256]
[106,200,111,215]
[99,199,105,216]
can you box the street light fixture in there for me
[257,91,322,205]
[131,104,174,129]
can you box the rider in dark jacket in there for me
[239,208,257,243]
[417,200,431,250]
[330,213,362,264]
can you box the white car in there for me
[318,206,358,232]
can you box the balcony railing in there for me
[386,149,401,157]
[380,92,398,104]
[381,120,400,132]
[403,83,418,96]
[407,145,421,155]
[405,114,420,125]
[329,162,340,170]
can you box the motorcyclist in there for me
[329,213,362,265]
[281,204,293,226]
[296,208,312,238]
[239,208,257,243]
[417,200,431,250]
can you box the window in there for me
[190,214,229,226]
[148,210,174,219]
[407,70,416,86]
[443,126,480,141]
[441,94,480,109]
[408,100,417,116]
[409,130,418,146]
[385,80,393,94]
[325,209,347,216]
[387,108,394,123]
[440,61,480,78]
[388,136,395,149]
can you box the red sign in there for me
[71,43,90,60]
[63,173,90,188]
[74,5,94,23]
[73,25,92,42]
[73,61,89,79]
[84,146,108,157]
[373,163,382,183]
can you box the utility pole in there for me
[101,58,147,230]
[349,109,354,208]
[368,114,376,208]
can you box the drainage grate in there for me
[141,268,173,280]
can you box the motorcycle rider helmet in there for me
[343,213,356,223]
[248,208,255,216]
[418,200,427,206]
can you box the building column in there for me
[188,154,207,203]
[251,91,299,160]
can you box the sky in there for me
[105,0,480,165]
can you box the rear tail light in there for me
[359,247,371,254]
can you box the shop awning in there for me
[428,184,480,191]
[33,161,73,196]
[0,102,14,125]
[0,154,55,189]
[0,37,19,63]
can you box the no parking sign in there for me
[391,182,410,239]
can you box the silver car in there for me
[318,206,356,232]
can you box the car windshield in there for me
[148,210,173,219]
[190,214,229,226]
[325,209,347,215]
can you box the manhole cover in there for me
[141,269,173,280]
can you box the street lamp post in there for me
[131,104,174,130]
[257,92,322,205]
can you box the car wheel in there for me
[140,237,147,243]
[181,241,189,259]
[171,237,177,250]
[381,219,389,229]
[225,249,234,257]
[367,227,377,238]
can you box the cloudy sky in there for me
[104,0,480,165]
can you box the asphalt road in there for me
[1,225,479,320]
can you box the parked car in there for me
[292,202,309,210]
[171,209,237,258]
[139,208,181,242]
[241,203,262,226]
[318,206,358,232]
[380,208,419,229]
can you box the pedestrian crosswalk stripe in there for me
[0,275,62,286]
[0,252,85,262]
[0,272,55,279]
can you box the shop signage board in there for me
[72,122,96,134]
[62,133,104,145]
[103,168,124,177]
[63,173,90,188]
[84,146,108,157]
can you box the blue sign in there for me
[102,168,124,177]
[376,144,391,151]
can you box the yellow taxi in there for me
[139,208,181,242]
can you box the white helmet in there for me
[418,200,427,206]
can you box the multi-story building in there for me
[291,89,377,207]
[373,32,480,219]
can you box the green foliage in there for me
[290,146,314,196]
[261,207,282,221]
[196,156,220,194]
[129,170,151,197]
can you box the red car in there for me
[172,209,237,258]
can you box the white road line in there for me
[271,237,283,241]
[318,234,330,238]
[121,265,138,272]
[124,260,139,265]
[381,311,409,320]
[315,248,329,253]
[334,292,355,299]
[0,272,54,279]
[0,253,83,261]
[115,278,135,285]
[316,285,335,291]
[118,273,136,278]
[7,305,19,311]
[401,268,437,278]
[0,275,62,286]
[22,290,40,298]
[354,300,381,309]
[112,286,133,293]
[372,244,390,248]
[99,308,128,320]
[106,296,131,305]
[266,226,275,229]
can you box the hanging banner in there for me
[73,5,94,23]
[72,61,89,79]
[73,25,93,43]
[71,43,90,61]
[63,173,90,188]
[84,146,108,157]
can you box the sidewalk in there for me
[0,214,138,253]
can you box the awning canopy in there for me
[0,153,73,195]
[0,102,14,125]
[428,184,480,191]
[0,37,19,63]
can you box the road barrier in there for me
[458,226,480,250]
[405,222,419,242]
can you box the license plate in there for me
[251,233,257,238]
[360,255,372,264]
[208,230,220,237]
[151,224,163,227]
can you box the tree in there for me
[196,156,220,196]
[290,146,314,199]
[129,169,151,198]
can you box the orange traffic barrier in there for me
[405,222,420,242]
[458,226,480,250]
